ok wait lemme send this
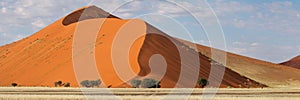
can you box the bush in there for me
[198,78,209,88]
[245,79,252,88]
[54,81,63,87]
[80,80,93,88]
[130,79,141,88]
[64,82,70,87]
[91,79,101,87]
[11,83,18,87]
[141,78,160,88]
[80,79,101,88]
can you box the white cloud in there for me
[15,34,25,41]
[212,0,256,16]
[1,7,7,13]
[0,0,90,45]
[14,7,26,15]
[232,41,260,47]
[213,0,300,35]
[250,43,259,47]
[232,19,246,28]
[232,48,248,53]
[31,18,46,28]
[233,41,246,45]
[228,41,300,63]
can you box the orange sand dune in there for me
[280,56,300,69]
[0,6,144,87]
[0,6,272,88]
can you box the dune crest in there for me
[62,6,119,26]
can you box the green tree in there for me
[130,79,142,88]
[80,80,92,88]
[64,82,70,87]
[91,79,101,87]
[54,81,63,87]
[11,83,18,87]
[141,78,160,88]
[198,78,209,88]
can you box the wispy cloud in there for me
[0,0,299,63]
[229,41,300,63]
[212,0,300,35]
[0,0,90,45]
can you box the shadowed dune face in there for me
[280,56,300,69]
[138,33,264,88]
[137,33,182,88]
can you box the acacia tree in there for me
[54,81,63,87]
[198,78,209,88]
[141,78,160,88]
[80,80,92,88]
[91,79,101,87]
[245,79,252,88]
[80,79,101,88]
[64,82,70,87]
[11,83,18,87]
[130,79,142,88]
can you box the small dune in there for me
[280,55,300,69]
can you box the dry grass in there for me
[0,87,300,100]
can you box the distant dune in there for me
[280,56,300,69]
[178,39,300,87]
[0,6,299,88]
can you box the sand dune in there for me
[280,56,300,69]
[0,6,295,88]
[177,39,300,87]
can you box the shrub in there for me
[80,79,101,88]
[80,80,93,88]
[11,83,18,87]
[258,83,265,88]
[141,78,160,88]
[198,78,209,88]
[91,79,101,87]
[64,82,70,87]
[54,81,63,87]
[54,82,58,87]
[245,79,252,88]
[130,79,141,88]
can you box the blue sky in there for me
[0,0,299,63]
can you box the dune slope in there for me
[280,56,300,69]
[177,39,300,87]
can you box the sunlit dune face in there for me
[73,18,147,87]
